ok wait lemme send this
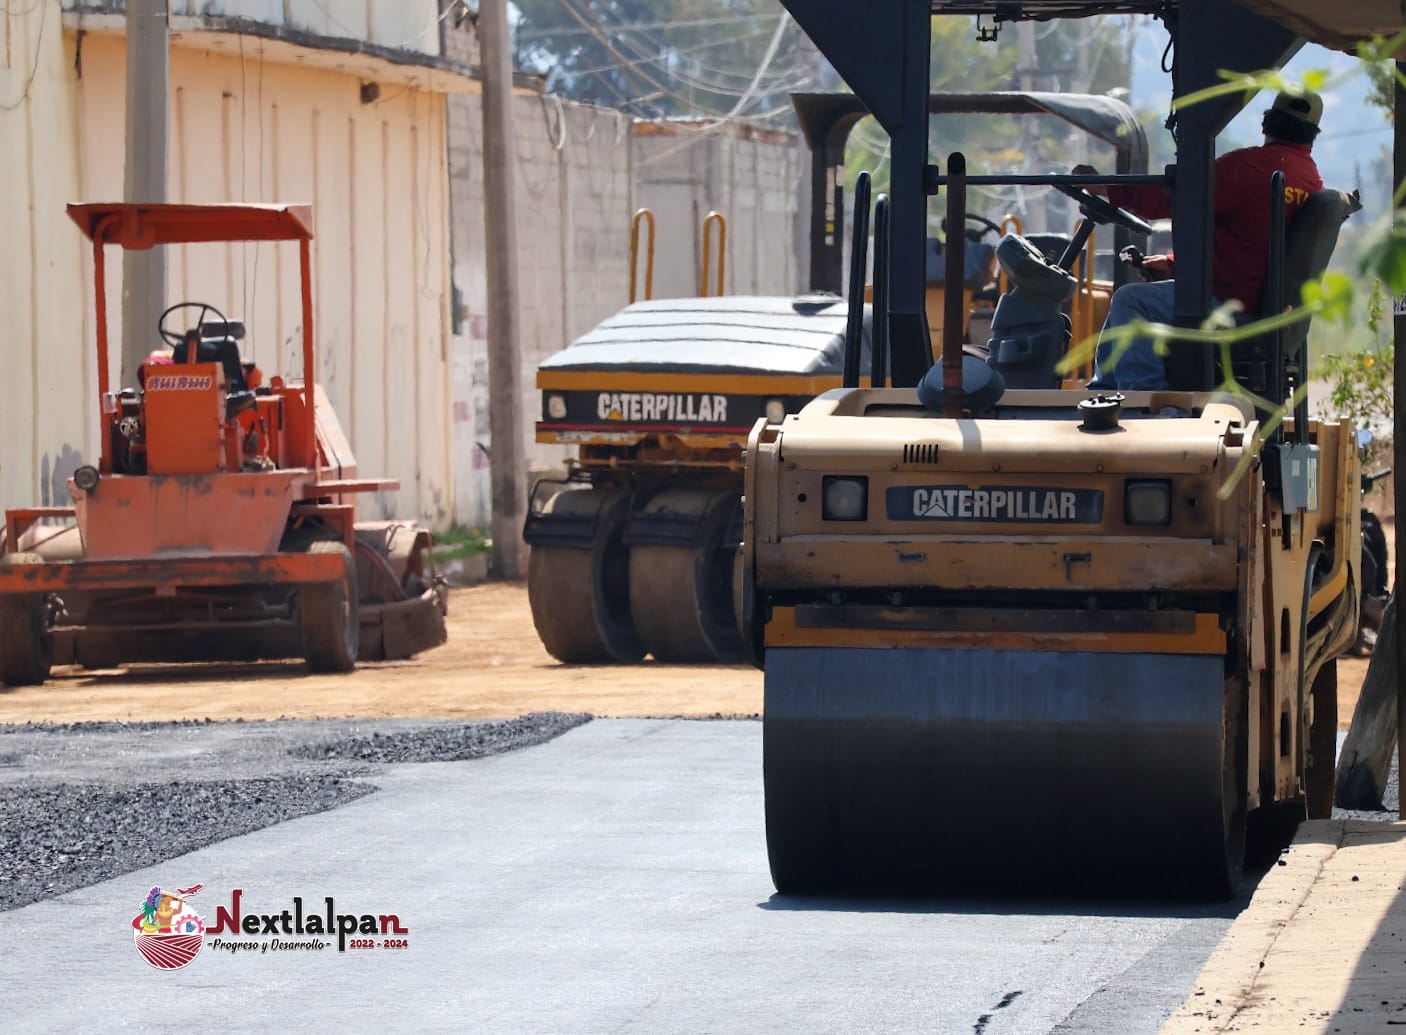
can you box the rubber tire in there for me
[0,554,54,687]
[1362,510,1390,600]
[301,541,359,673]
[628,490,743,663]
[528,488,642,664]
[1305,659,1338,819]
[1212,675,1249,898]
[75,632,124,671]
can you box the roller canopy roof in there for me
[1234,0,1406,51]
[922,0,1405,53]
[67,203,315,246]
[538,296,865,376]
[791,90,1146,163]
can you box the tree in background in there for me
[510,0,822,120]
[844,15,1137,237]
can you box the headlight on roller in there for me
[822,476,868,521]
[764,398,787,423]
[1125,479,1171,526]
[546,394,567,420]
[73,465,100,493]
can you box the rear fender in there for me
[353,521,441,605]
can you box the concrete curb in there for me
[1161,819,1406,1034]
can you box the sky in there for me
[1130,25,1392,221]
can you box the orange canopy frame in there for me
[71,202,318,478]
[67,202,314,246]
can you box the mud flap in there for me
[764,646,1232,897]
[358,588,447,661]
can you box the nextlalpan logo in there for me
[133,883,410,969]
[132,884,206,970]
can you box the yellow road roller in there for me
[744,0,1365,897]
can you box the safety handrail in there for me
[996,213,1022,295]
[629,208,655,303]
[1067,223,1098,382]
[873,194,892,388]
[940,154,967,417]
[1266,170,1287,440]
[700,210,726,297]
[842,173,872,389]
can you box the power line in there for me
[543,0,813,118]
[0,0,48,113]
[516,11,781,40]
[552,0,683,115]
[564,24,775,83]
[716,10,791,120]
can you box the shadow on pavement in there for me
[1329,822,1406,1029]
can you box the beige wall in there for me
[0,1,89,513]
[446,92,636,523]
[0,26,455,525]
[634,127,808,302]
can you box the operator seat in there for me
[1228,189,1361,395]
[172,320,256,416]
[985,233,1078,389]
[1279,189,1362,358]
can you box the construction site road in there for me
[1,719,1254,1035]
[0,582,1377,727]
[0,584,761,724]
[0,581,1396,1032]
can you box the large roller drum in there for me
[764,646,1244,898]
[628,489,743,663]
[528,487,642,664]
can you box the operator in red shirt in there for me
[1080,88,1324,391]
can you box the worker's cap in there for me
[1269,88,1323,127]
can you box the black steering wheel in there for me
[1053,183,1155,236]
[943,213,1007,241]
[965,213,1005,238]
[158,301,227,350]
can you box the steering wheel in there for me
[158,301,227,350]
[943,213,1007,241]
[1053,183,1155,236]
[965,213,1005,238]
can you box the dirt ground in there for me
[0,582,763,725]
[0,509,1392,726]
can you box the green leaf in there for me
[1299,68,1329,91]
[1359,218,1406,294]
[1300,272,1354,323]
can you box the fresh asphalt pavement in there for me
[0,719,1253,1034]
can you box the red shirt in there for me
[1109,140,1323,311]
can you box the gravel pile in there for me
[1333,748,1401,821]
[0,776,372,912]
[0,713,590,913]
[291,711,591,763]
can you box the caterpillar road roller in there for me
[744,0,1365,898]
[526,92,1147,665]
[0,203,445,685]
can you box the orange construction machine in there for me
[0,203,446,685]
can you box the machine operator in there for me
[1076,88,1324,391]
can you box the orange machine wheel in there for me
[300,541,359,672]
[0,554,54,686]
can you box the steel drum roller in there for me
[764,646,1236,897]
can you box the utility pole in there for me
[122,0,168,385]
[1395,58,1405,820]
[479,0,527,579]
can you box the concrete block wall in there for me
[447,96,808,528]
